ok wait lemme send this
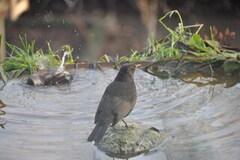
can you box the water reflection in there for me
[0,68,239,160]
[144,60,240,88]
[0,99,6,129]
[0,99,6,108]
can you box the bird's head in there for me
[115,64,138,82]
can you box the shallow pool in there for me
[0,68,239,160]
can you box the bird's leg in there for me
[122,119,128,128]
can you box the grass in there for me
[0,35,74,83]
[99,10,240,74]
[1,10,239,83]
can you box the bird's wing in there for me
[94,93,111,124]
[94,82,136,124]
[110,96,133,126]
[95,94,133,124]
[94,82,113,123]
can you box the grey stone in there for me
[95,122,165,159]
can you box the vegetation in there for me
[1,10,240,83]
[100,10,240,73]
[0,35,74,83]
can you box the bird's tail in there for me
[87,124,109,143]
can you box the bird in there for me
[87,64,137,143]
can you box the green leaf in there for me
[0,65,10,83]
[188,34,206,49]
[222,60,240,74]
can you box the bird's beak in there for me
[135,64,142,69]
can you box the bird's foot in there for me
[122,119,128,128]
[122,119,134,129]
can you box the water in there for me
[0,68,239,160]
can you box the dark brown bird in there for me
[87,64,137,143]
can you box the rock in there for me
[46,71,73,85]
[27,73,46,86]
[95,122,165,159]
[27,69,73,86]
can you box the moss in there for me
[95,122,165,159]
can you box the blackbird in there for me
[87,64,137,143]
